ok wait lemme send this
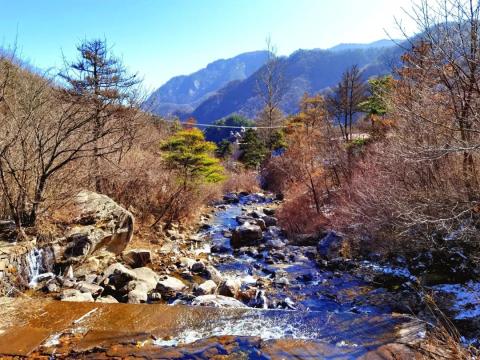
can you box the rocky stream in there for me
[0,191,478,358]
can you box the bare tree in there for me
[327,65,367,142]
[60,39,141,192]
[256,36,286,149]
[392,0,480,200]
[0,46,142,238]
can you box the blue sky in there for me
[0,0,416,90]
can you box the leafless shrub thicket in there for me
[332,0,480,256]
[0,41,226,240]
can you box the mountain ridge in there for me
[146,39,401,122]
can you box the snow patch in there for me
[433,281,480,320]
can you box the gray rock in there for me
[195,280,217,295]
[100,263,136,289]
[149,292,162,301]
[75,281,103,297]
[275,277,290,286]
[128,288,148,303]
[218,278,241,297]
[248,210,264,219]
[255,218,266,231]
[265,239,286,250]
[179,257,196,269]
[205,265,223,284]
[191,261,206,273]
[263,208,276,216]
[235,215,254,225]
[263,216,277,227]
[60,289,94,302]
[156,276,187,298]
[63,190,134,257]
[83,274,98,284]
[192,295,247,308]
[223,193,239,204]
[231,223,263,248]
[290,233,322,246]
[131,267,160,290]
[317,231,344,260]
[46,282,59,293]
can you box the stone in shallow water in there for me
[230,223,262,248]
[191,295,247,308]
[218,278,241,298]
[60,289,94,302]
[95,295,118,303]
[195,280,217,295]
[156,276,187,298]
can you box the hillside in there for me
[144,50,270,117]
[190,44,402,123]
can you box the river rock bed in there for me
[6,190,479,354]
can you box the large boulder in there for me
[126,281,151,304]
[192,295,247,308]
[131,267,159,290]
[100,264,159,302]
[230,223,263,248]
[317,231,344,260]
[62,191,134,258]
[100,263,136,289]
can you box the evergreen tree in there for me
[60,39,140,192]
[161,128,225,187]
[359,75,393,127]
[239,129,267,169]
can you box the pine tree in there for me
[239,129,268,169]
[161,128,225,187]
[60,39,140,192]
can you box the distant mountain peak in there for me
[144,39,401,122]
[144,50,270,116]
[328,39,398,52]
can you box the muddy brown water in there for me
[0,298,422,359]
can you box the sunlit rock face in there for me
[61,190,134,258]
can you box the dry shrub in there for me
[331,136,480,257]
[261,156,291,194]
[222,169,260,194]
[419,326,477,359]
[276,184,329,236]
[415,295,478,360]
[99,121,223,229]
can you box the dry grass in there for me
[222,169,260,194]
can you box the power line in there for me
[159,117,288,129]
